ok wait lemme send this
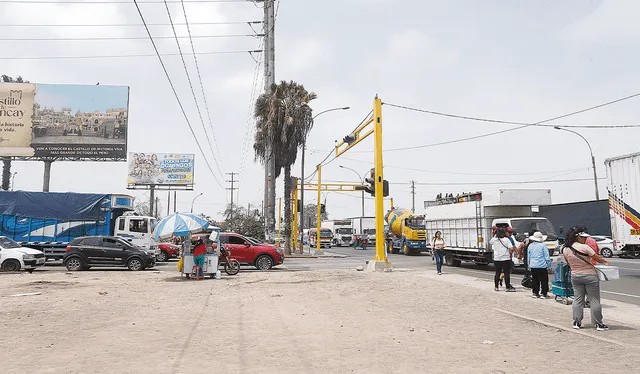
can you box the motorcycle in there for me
[352,234,368,250]
[219,244,240,275]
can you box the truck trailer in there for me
[424,189,559,267]
[0,191,158,260]
[606,152,640,257]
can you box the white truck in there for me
[424,189,560,267]
[605,152,640,257]
[321,220,353,246]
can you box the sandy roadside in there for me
[0,268,639,374]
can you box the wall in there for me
[538,200,611,236]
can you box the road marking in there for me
[601,290,640,299]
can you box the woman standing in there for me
[490,227,516,292]
[563,228,610,331]
[527,231,552,298]
[432,231,445,275]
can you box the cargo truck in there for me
[0,191,158,260]
[424,189,559,267]
[606,152,640,257]
[321,219,353,246]
[384,206,428,255]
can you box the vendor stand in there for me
[182,229,221,279]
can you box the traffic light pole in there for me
[316,164,323,255]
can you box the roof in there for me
[604,151,640,164]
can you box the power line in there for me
[3,0,252,3]
[414,177,606,186]
[337,156,592,176]
[342,92,640,153]
[162,0,225,181]
[383,101,640,129]
[0,50,261,60]
[180,0,223,163]
[131,0,224,189]
[0,34,261,41]
[0,21,262,27]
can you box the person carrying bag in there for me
[562,229,611,331]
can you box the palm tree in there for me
[254,81,316,254]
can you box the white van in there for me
[0,236,46,273]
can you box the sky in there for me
[2,0,640,222]
[35,84,129,112]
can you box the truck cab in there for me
[309,228,333,248]
[493,217,560,260]
[113,215,159,255]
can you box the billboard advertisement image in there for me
[0,83,129,159]
[127,153,195,186]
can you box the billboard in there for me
[127,153,195,186]
[0,83,129,159]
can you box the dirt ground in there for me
[1,268,639,374]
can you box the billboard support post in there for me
[173,191,177,213]
[43,159,53,192]
[150,185,155,218]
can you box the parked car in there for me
[592,235,619,258]
[157,242,180,262]
[220,233,284,270]
[64,236,156,271]
[0,236,46,273]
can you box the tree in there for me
[302,203,329,230]
[216,204,265,241]
[254,81,316,254]
[1,75,29,191]
[134,198,163,219]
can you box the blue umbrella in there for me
[153,212,210,240]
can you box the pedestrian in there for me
[490,227,516,292]
[527,231,552,298]
[563,228,611,331]
[576,225,600,265]
[432,231,445,275]
[192,238,207,280]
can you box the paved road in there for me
[287,245,640,306]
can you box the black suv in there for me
[64,236,156,271]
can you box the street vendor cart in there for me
[182,228,221,279]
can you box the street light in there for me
[299,106,350,252]
[191,192,203,213]
[339,165,365,234]
[554,126,599,200]
[10,172,17,191]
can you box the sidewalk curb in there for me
[287,254,348,259]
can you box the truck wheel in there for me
[445,253,454,266]
[403,243,411,256]
[2,259,21,272]
[452,259,462,267]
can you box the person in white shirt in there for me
[490,227,516,292]
[432,231,445,275]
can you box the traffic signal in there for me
[361,168,390,197]
[343,134,356,144]
[297,199,301,211]
[320,204,326,214]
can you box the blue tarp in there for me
[0,191,109,221]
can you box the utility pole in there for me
[155,196,159,218]
[411,180,416,213]
[226,172,238,223]
[173,191,177,213]
[263,0,276,240]
[167,190,170,216]
[149,185,155,218]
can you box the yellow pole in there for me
[373,96,386,262]
[292,182,299,250]
[316,164,322,254]
[277,197,282,247]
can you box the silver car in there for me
[592,235,619,258]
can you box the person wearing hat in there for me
[527,231,552,298]
[563,228,610,331]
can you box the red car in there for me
[156,243,180,262]
[220,233,284,270]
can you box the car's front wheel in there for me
[2,259,21,272]
[127,258,143,271]
[255,255,274,271]
[156,251,169,262]
[65,257,83,271]
[600,247,613,258]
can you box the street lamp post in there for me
[339,165,364,234]
[299,106,350,253]
[554,126,599,200]
[191,193,203,213]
